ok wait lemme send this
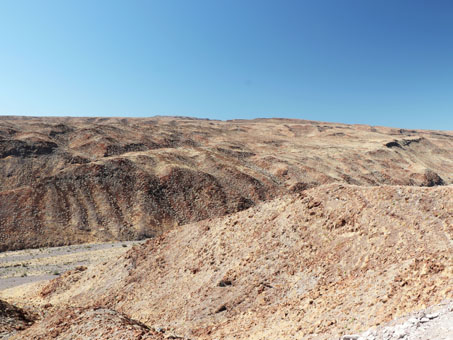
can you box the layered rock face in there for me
[25,184,452,339]
[1,116,453,251]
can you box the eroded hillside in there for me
[1,116,453,251]
[17,184,452,339]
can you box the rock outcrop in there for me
[0,299,35,339]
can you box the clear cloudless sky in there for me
[0,0,452,130]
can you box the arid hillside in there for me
[1,116,453,251]
[17,183,452,339]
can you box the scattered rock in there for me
[0,299,35,339]
[422,169,444,187]
[342,335,360,340]
[354,300,453,340]
[9,307,176,340]
[21,184,453,340]
[218,280,232,287]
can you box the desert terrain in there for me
[1,116,452,251]
[0,240,143,291]
[0,116,452,339]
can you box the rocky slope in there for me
[17,183,452,339]
[343,299,453,340]
[10,307,173,340]
[1,116,453,251]
[0,299,35,339]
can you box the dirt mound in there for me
[21,184,452,339]
[10,307,175,340]
[0,299,35,339]
[1,116,453,251]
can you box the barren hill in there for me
[1,116,453,251]
[20,183,452,339]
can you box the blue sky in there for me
[0,0,452,130]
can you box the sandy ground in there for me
[0,240,145,291]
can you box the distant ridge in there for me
[1,116,452,251]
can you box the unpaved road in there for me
[0,240,145,291]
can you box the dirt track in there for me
[0,240,145,291]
